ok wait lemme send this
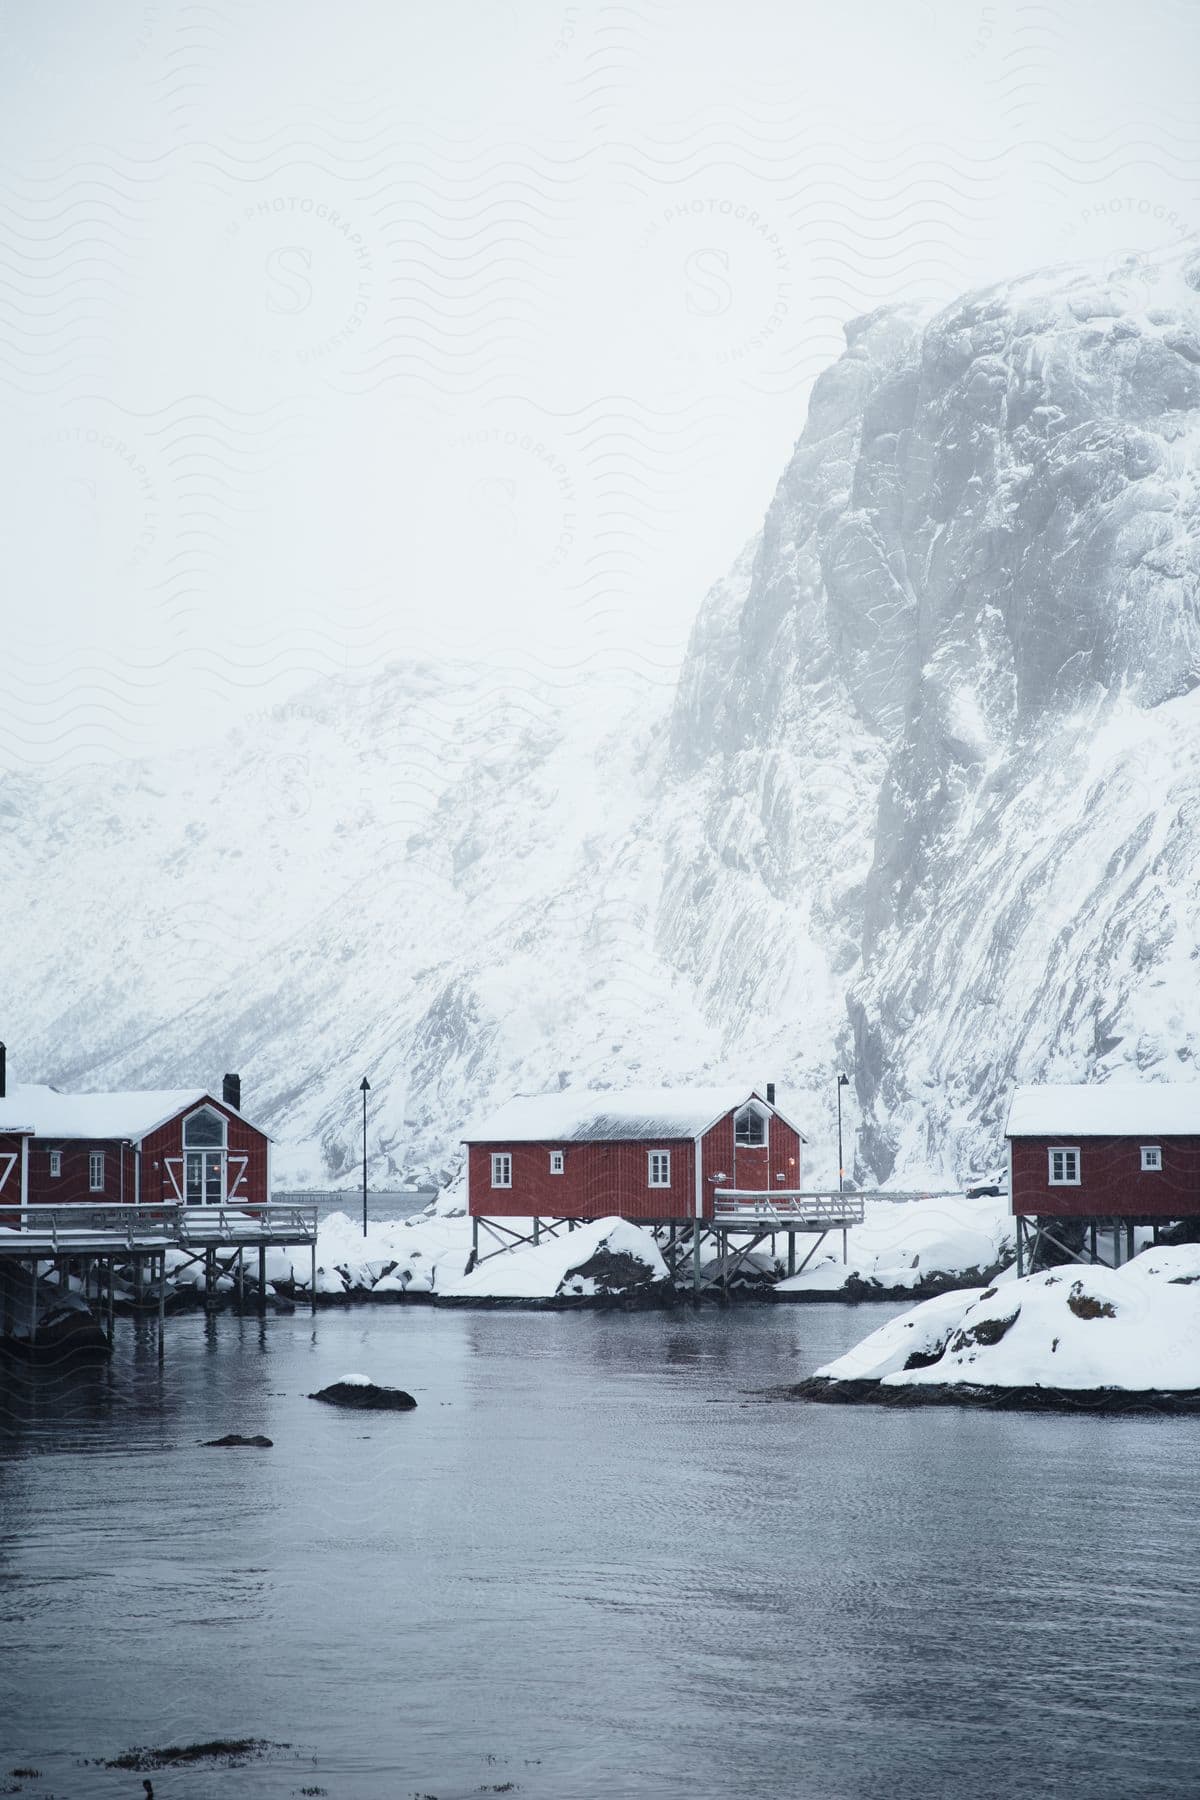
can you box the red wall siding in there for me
[140,1100,268,1208]
[699,1112,803,1201]
[0,1133,26,1224]
[25,1139,134,1205]
[1011,1135,1200,1219]
[469,1138,697,1220]
[468,1106,806,1220]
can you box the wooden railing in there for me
[712,1190,867,1226]
[0,1203,318,1250]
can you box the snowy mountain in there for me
[6,244,1200,1187]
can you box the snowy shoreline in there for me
[784,1245,1200,1413]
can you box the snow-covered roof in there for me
[1006,1084,1200,1139]
[0,1083,220,1141]
[463,1086,807,1143]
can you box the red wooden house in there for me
[0,1066,270,1214]
[463,1084,807,1222]
[1006,1083,1200,1266]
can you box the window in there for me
[48,1150,62,1178]
[1048,1147,1080,1186]
[648,1150,671,1188]
[183,1106,226,1148]
[88,1152,104,1192]
[1141,1146,1162,1172]
[491,1153,512,1189]
[734,1104,767,1147]
[549,1150,564,1175]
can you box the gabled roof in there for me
[1006,1083,1200,1139]
[463,1086,807,1144]
[0,1084,260,1143]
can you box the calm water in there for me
[2,1304,1199,1799]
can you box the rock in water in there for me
[203,1434,273,1447]
[308,1377,417,1410]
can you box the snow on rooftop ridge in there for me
[0,1082,210,1140]
[1006,1083,1200,1139]
[462,1085,806,1143]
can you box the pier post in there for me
[237,1248,245,1310]
[1089,1223,1097,1264]
[204,1248,216,1310]
[533,1217,540,1246]
[1126,1222,1135,1263]
[258,1245,267,1308]
[1016,1219,1024,1279]
[29,1260,37,1347]
[158,1252,165,1363]
[1113,1223,1121,1268]
[692,1223,702,1299]
[471,1218,478,1268]
[310,1238,317,1314]
[787,1234,796,1278]
[107,1258,115,1336]
[842,1227,848,1264]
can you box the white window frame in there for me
[491,1152,512,1189]
[48,1149,62,1178]
[1048,1146,1080,1186]
[1141,1145,1162,1172]
[734,1103,769,1148]
[88,1151,105,1192]
[648,1150,671,1188]
[549,1150,564,1175]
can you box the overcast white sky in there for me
[1,0,1198,765]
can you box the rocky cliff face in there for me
[671,246,1200,1179]
[6,246,1199,1186]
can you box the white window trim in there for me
[549,1150,564,1174]
[648,1150,671,1188]
[491,1152,512,1189]
[88,1151,105,1192]
[733,1102,769,1149]
[1048,1146,1080,1186]
[1141,1145,1162,1172]
[48,1149,62,1178]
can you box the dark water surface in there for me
[2,1305,1199,1799]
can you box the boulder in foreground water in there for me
[203,1434,273,1448]
[308,1374,417,1410]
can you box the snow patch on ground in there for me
[774,1194,1011,1294]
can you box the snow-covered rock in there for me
[773,1193,1012,1297]
[441,1216,668,1302]
[806,1244,1200,1403]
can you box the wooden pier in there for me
[470,1190,869,1295]
[0,1203,319,1355]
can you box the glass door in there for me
[185,1150,225,1205]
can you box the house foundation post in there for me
[204,1248,216,1310]
[1113,1222,1121,1268]
[237,1248,245,1309]
[1016,1218,1024,1279]
[532,1217,540,1246]
[258,1245,267,1308]
[158,1253,166,1363]
[842,1227,848,1264]
[310,1239,317,1314]
[692,1223,702,1299]
[29,1260,37,1347]
[787,1234,796,1278]
[107,1258,115,1336]
[1089,1223,1097,1264]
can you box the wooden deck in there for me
[0,1202,318,1257]
[711,1190,866,1230]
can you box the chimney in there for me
[222,1071,241,1111]
[0,1042,5,1099]
[765,1081,775,1107]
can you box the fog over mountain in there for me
[7,244,1200,1186]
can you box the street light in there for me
[359,1077,371,1239]
[836,1072,849,1192]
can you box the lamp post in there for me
[836,1072,849,1192]
[359,1077,371,1238]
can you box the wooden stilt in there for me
[1126,1222,1135,1263]
[310,1238,317,1314]
[1016,1218,1024,1279]
[158,1252,166,1362]
[237,1247,245,1309]
[258,1244,267,1308]
[692,1223,702,1298]
[1089,1223,1097,1264]
[787,1234,796,1278]
[1113,1223,1122,1268]
[29,1260,38,1347]
[532,1217,540,1245]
